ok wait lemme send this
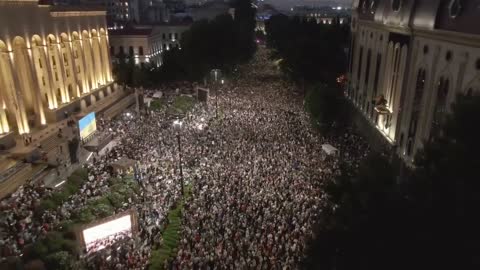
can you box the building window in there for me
[423,45,429,55]
[406,138,413,156]
[169,33,172,40]
[119,46,124,55]
[349,38,356,73]
[38,58,42,69]
[431,77,450,140]
[414,69,426,106]
[110,46,115,55]
[51,56,56,66]
[42,76,46,86]
[446,50,453,62]
[77,66,81,74]
[392,0,402,12]
[162,33,166,39]
[63,53,68,66]
[370,0,376,13]
[357,46,364,83]
[174,33,178,40]
[55,72,59,81]
[365,49,372,87]
[449,0,462,19]
[129,46,134,57]
[139,46,144,56]
[371,54,382,118]
[66,69,70,78]
[389,46,401,107]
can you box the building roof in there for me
[354,0,480,35]
[110,28,153,36]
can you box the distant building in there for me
[348,0,480,163]
[78,0,131,26]
[186,0,230,21]
[109,23,190,66]
[0,0,115,136]
[290,5,351,25]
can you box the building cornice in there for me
[50,11,106,17]
[358,20,412,35]
[357,19,480,47]
[413,28,480,48]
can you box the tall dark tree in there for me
[414,93,480,269]
[305,84,348,132]
[231,0,257,61]
[265,15,350,85]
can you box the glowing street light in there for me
[172,119,184,195]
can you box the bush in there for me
[89,202,114,218]
[38,199,56,212]
[24,259,46,270]
[171,96,195,114]
[67,174,85,189]
[71,168,88,180]
[107,192,126,208]
[150,99,163,111]
[73,208,95,224]
[44,251,74,270]
[49,191,69,206]
[31,241,49,259]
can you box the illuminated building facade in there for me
[290,5,351,25]
[0,0,114,135]
[109,24,189,66]
[348,0,480,163]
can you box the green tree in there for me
[265,14,349,84]
[414,93,480,269]
[305,84,347,132]
[44,251,74,270]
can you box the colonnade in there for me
[0,28,113,135]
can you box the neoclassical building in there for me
[0,0,114,137]
[109,23,190,67]
[348,0,480,163]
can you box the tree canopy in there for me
[304,94,480,270]
[265,15,350,84]
[304,83,348,132]
[113,0,257,85]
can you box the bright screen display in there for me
[79,112,97,140]
[82,214,132,252]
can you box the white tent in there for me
[322,144,339,156]
[152,91,163,99]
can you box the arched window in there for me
[392,0,402,12]
[371,53,382,118]
[413,69,426,106]
[449,0,462,18]
[364,49,372,111]
[139,46,144,56]
[129,46,134,57]
[431,77,450,140]
[466,88,474,97]
[357,46,364,82]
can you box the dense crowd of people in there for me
[0,48,369,269]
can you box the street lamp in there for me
[210,69,223,118]
[173,119,185,195]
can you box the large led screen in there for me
[79,112,97,140]
[82,214,132,252]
